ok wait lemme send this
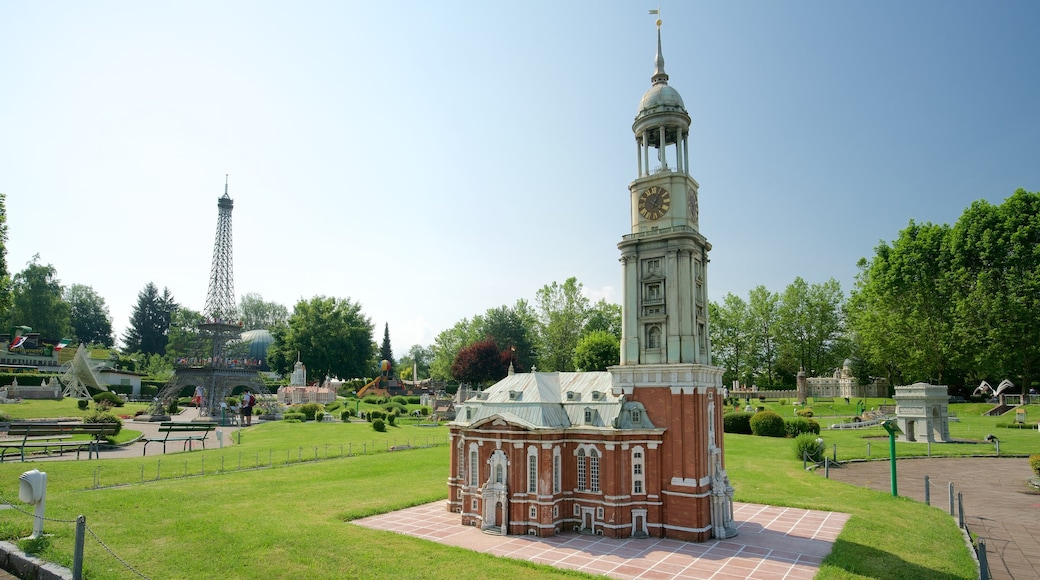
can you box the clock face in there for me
[638,186,671,220]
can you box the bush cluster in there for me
[387,414,396,427]
[796,407,814,418]
[315,411,326,422]
[325,401,341,413]
[784,417,821,437]
[295,403,322,421]
[372,418,386,432]
[282,412,306,422]
[77,399,90,410]
[1029,455,1040,477]
[81,410,123,436]
[383,402,406,416]
[722,412,754,435]
[368,410,386,421]
[749,410,786,437]
[794,433,824,462]
[340,410,353,422]
[93,391,125,407]
[362,395,382,405]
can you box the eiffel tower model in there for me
[152,177,273,423]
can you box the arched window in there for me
[495,463,504,484]
[647,326,662,349]
[527,448,538,494]
[577,449,587,491]
[553,449,561,494]
[590,449,600,492]
[469,449,478,486]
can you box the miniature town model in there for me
[447,20,737,542]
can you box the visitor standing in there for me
[241,391,255,426]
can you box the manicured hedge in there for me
[750,410,786,437]
[723,412,754,435]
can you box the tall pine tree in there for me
[380,322,394,372]
[123,283,178,355]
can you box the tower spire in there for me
[652,15,669,85]
[204,176,237,322]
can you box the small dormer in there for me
[591,391,603,401]
[476,392,487,400]
[566,391,579,402]
[583,407,598,425]
[508,390,521,401]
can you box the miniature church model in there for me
[446,20,736,542]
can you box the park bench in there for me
[142,422,217,456]
[0,422,119,463]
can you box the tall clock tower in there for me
[611,19,736,541]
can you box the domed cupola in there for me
[633,21,691,175]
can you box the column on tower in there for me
[664,249,680,362]
[621,254,640,364]
[678,249,695,362]
[636,136,643,177]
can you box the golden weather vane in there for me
[648,7,662,28]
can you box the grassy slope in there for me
[0,406,995,579]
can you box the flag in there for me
[648,9,659,14]
[54,338,72,351]
[8,326,31,350]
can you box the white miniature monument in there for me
[894,382,951,442]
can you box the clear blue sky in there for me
[2,1,1038,355]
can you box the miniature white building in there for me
[894,382,951,442]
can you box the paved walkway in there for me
[354,501,849,579]
[821,457,1040,580]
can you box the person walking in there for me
[241,391,255,426]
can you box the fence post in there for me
[832,444,837,462]
[949,482,955,516]
[978,538,989,580]
[924,475,930,506]
[824,458,830,479]
[958,492,964,528]
[866,442,870,457]
[73,515,85,580]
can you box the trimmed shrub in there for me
[785,417,821,437]
[750,410,786,437]
[794,433,824,462]
[387,414,396,427]
[325,401,341,413]
[296,403,322,421]
[93,391,125,407]
[418,407,430,416]
[722,412,754,435]
[796,407,814,418]
[167,402,179,414]
[1030,455,1040,477]
[369,410,386,421]
[81,410,123,436]
[283,412,306,422]
[407,396,421,404]
[340,410,353,421]
[778,398,788,406]
[391,396,409,406]
[315,411,326,422]
[372,418,386,432]
[77,399,90,410]
[383,402,406,416]
[362,395,381,404]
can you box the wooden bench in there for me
[0,422,119,463]
[142,422,217,456]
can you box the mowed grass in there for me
[0,407,987,579]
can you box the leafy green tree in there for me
[451,338,509,386]
[480,300,538,372]
[429,317,483,381]
[585,299,622,338]
[776,277,847,380]
[143,353,173,381]
[379,323,394,370]
[535,277,590,372]
[849,222,958,385]
[5,255,71,339]
[0,193,10,322]
[398,344,433,381]
[572,330,619,371]
[747,285,781,386]
[709,293,755,386]
[64,284,113,346]
[165,307,206,360]
[122,283,177,356]
[951,189,1040,393]
[268,296,375,381]
[238,292,288,331]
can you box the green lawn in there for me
[0,401,1005,579]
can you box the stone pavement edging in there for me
[0,541,71,580]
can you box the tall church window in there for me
[469,450,478,486]
[495,463,504,484]
[647,326,662,349]
[577,449,587,491]
[553,449,562,494]
[527,448,538,494]
[632,447,645,495]
[590,449,600,492]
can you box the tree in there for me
[535,277,590,372]
[709,293,754,386]
[480,300,538,372]
[747,285,781,386]
[451,339,510,386]
[776,277,847,380]
[848,222,958,386]
[0,193,10,322]
[379,323,394,370]
[398,344,433,381]
[585,299,622,339]
[64,284,113,346]
[122,283,177,356]
[573,330,619,372]
[5,255,71,339]
[268,296,375,381]
[238,293,288,331]
[429,318,484,381]
[165,307,206,360]
[951,189,1040,393]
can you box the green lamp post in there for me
[881,420,903,497]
